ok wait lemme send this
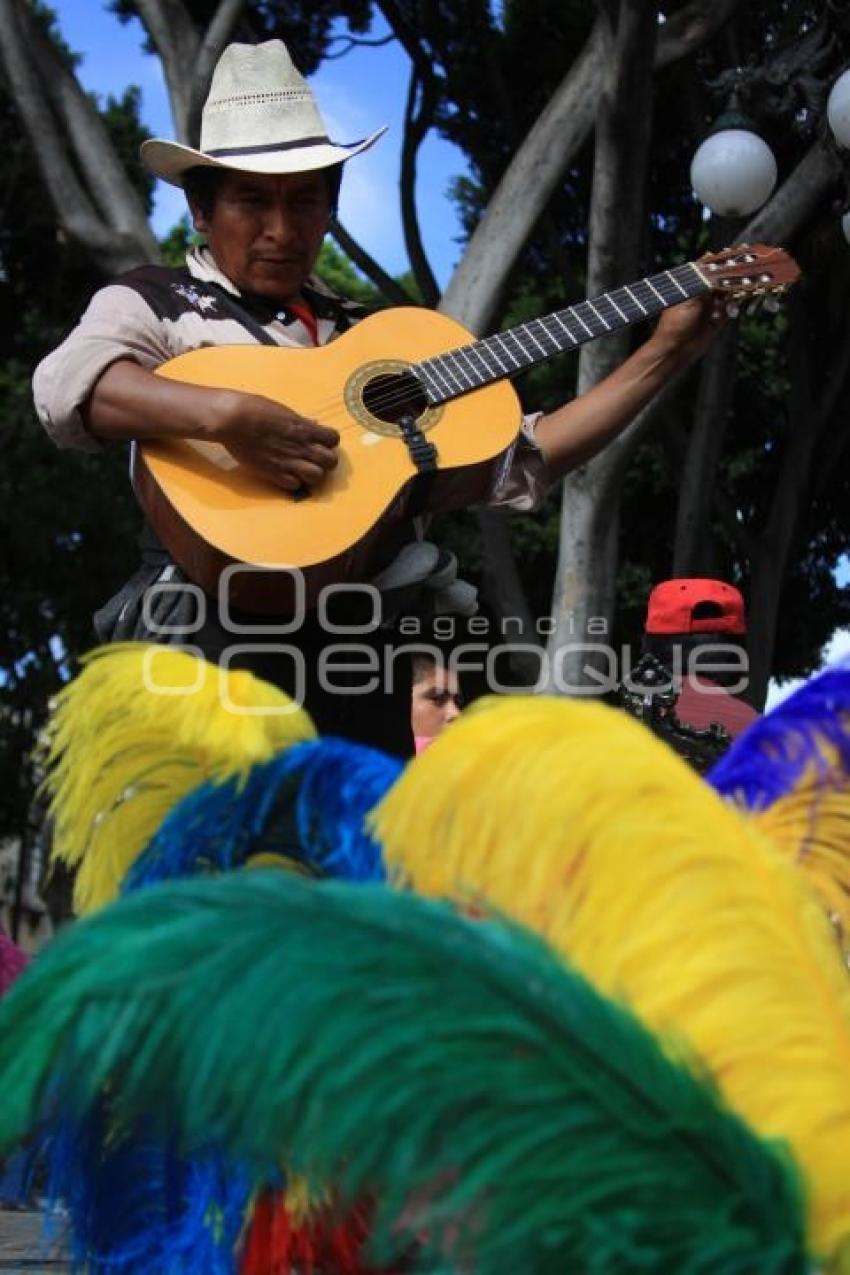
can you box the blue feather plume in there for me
[22,1104,252,1274]
[124,736,401,892]
[708,660,850,808]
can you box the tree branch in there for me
[133,0,200,143]
[655,0,745,69]
[28,18,158,252]
[191,0,247,143]
[440,0,744,334]
[0,1,96,223]
[325,33,395,59]
[329,217,418,306]
[439,16,606,331]
[373,0,433,83]
[0,0,156,271]
[399,67,440,306]
[740,139,844,245]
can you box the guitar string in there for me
[292,271,711,424]
[263,266,750,429]
[294,304,678,429]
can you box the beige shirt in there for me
[32,246,549,512]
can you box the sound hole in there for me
[361,372,428,425]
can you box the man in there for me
[642,577,761,739]
[32,40,720,756]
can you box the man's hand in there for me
[83,360,339,492]
[210,390,340,492]
[648,293,727,367]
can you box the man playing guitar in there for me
[33,39,722,755]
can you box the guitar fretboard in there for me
[414,261,707,405]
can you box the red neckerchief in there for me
[287,298,319,346]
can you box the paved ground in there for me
[0,1211,69,1271]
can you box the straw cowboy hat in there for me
[141,40,386,188]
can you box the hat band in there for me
[206,135,333,158]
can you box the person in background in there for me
[642,578,761,739]
[410,653,463,753]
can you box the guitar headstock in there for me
[695,244,801,304]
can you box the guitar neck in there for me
[414,260,708,404]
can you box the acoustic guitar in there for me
[134,244,799,613]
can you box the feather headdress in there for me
[41,643,315,912]
[371,693,850,1261]
[709,662,850,810]
[35,1114,250,1274]
[124,737,400,893]
[708,663,850,945]
[0,873,808,1274]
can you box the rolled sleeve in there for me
[32,285,176,451]
[481,412,551,513]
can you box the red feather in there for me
[240,1189,409,1275]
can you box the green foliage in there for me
[97,87,155,216]
[315,239,388,307]
[159,215,196,268]
[0,66,142,838]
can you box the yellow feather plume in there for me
[751,762,850,953]
[42,643,315,913]
[372,694,850,1263]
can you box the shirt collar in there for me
[185,245,366,328]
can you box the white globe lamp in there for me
[690,120,778,218]
[827,68,850,149]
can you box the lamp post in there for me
[690,111,778,219]
[827,68,850,247]
[827,67,850,150]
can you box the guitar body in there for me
[134,307,522,612]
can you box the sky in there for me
[52,0,467,288]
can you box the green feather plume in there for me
[0,873,807,1274]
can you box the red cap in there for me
[645,578,746,636]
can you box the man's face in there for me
[191,169,331,302]
[411,665,463,742]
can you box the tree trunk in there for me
[475,509,543,684]
[671,140,844,694]
[672,323,739,575]
[544,0,659,693]
[133,0,245,144]
[0,0,159,273]
[746,273,850,705]
[439,0,744,336]
[0,0,250,273]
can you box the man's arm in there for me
[83,359,339,492]
[534,296,723,481]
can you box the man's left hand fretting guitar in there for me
[133,244,799,612]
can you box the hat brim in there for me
[140,127,387,188]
